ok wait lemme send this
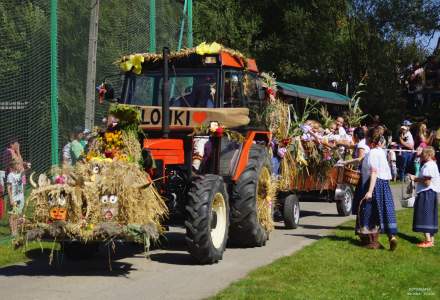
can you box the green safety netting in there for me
[0,0,190,239]
[277,81,349,105]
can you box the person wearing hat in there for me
[398,122,414,181]
[402,120,412,127]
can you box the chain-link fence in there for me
[0,0,191,241]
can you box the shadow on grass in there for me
[285,233,363,247]
[397,232,421,244]
[325,234,364,246]
[0,229,202,274]
[298,224,354,231]
[0,247,137,277]
[326,234,391,250]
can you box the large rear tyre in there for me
[336,186,353,216]
[283,194,300,229]
[185,175,229,264]
[229,145,272,247]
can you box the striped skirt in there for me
[358,179,398,235]
[413,189,438,235]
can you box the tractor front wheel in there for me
[185,175,229,264]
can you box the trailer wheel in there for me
[283,194,300,229]
[336,186,353,216]
[229,145,272,247]
[185,174,229,264]
[63,242,99,260]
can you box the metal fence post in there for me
[187,0,192,47]
[149,0,156,53]
[85,0,100,131]
[50,0,59,166]
[177,0,187,51]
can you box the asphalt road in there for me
[0,185,403,300]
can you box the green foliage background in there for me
[0,0,439,172]
[194,0,440,127]
[0,0,185,172]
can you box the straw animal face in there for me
[48,190,69,221]
[29,173,85,223]
[100,193,119,221]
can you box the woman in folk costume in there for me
[358,127,398,250]
[342,127,370,245]
[409,146,439,248]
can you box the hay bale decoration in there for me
[262,73,363,192]
[17,104,168,255]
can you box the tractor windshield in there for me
[121,70,219,108]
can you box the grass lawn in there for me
[0,241,59,267]
[0,186,53,267]
[0,186,34,240]
[213,209,439,300]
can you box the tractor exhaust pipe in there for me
[162,47,170,138]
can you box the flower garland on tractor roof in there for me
[117,42,248,75]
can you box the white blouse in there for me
[361,148,392,184]
[416,160,440,193]
[354,139,370,158]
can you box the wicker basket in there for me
[343,167,360,186]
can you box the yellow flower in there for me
[207,42,222,53]
[196,42,208,55]
[120,56,133,72]
[120,53,144,74]
[132,54,144,75]
[196,42,222,55]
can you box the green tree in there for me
[193,0,261,54]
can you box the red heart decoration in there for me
[192,111,207,124]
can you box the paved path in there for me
[0,186,403,300]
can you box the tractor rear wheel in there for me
[283,194,300,229]
[336,186,353,216]
[229,145,272,247]
[185,175,229,264]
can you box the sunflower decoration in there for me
[103,130,127,160]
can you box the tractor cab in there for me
[118,48,265,130]
[113,44,274,264]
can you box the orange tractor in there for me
[113,47,276,264]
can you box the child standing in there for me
[7,160,25,237]
[409,146,440,248]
